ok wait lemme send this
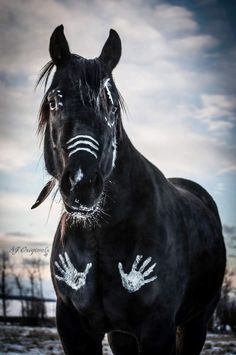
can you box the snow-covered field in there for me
[0,324,235,354]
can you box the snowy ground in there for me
[202,333,236,355]
[0,324,235,354]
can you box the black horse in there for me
[33,25,226,355]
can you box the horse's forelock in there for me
[36,55,126,136]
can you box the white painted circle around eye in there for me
[49,101,56,110]
[111,106,117,114]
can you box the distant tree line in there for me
[0,251,47,323]
[212,269,236,332]
[1,252,236,331]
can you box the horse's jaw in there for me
[63,192,105,227]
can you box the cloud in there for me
[170,34,218,56]
[214,182,225,195]
[0,231,51,249]
[0,0,234,175]
[0,231,52,267]
[223,225,236,235]
[228,254,236,259]
[195,94,236,132]
[0,75,41,171]
[218,165,236,175]
[5,231,32,237]
[0,190,62,237]
[0,0,235,245]
[223,225,236,260]
[124,103,235,178]
[151,4,198,35]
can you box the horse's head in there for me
[33,25,123,221]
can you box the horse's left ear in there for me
[49,24,71,66]
[99,29,121,71]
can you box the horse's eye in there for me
[49,100,56,111]
[111,106,117,115]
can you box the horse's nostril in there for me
[92,171,100,186]
[63,168,84,190]
[64,170,72,185]
[60,170,72,195]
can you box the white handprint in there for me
[118,255,157,293]
[55,252,92,291]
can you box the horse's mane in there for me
[36,55,125,135]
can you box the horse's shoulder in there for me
[168,177,220,220]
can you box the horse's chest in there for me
[52,249,98,312]
[52,246,160,329]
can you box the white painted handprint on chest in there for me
[118,255,157,293]
[54,252,157,293]
[54,252,92,291]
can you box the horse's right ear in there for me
[49,25,71,66]
[99,29,122,71]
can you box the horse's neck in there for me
[113,130,141,179]
[108,128,167,221]
[114,128,165,184]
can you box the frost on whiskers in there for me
[64,192,107,229]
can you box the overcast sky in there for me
[0,0,235,295]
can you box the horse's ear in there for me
[99,29,121,71]
[49,25,71,66]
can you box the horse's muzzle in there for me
[60,166,104,214]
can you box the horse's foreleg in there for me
[56,299,103,355]
[176,294,220,355]
[177,290,220,355]
[140,318,176,355]
[108,331,139,355]
[176,315,207,355]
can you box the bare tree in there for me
[0,251,12,322]
[215,269,236,331]
[24,257,47,320]
[36,258,46,319]
[14,274,25,317]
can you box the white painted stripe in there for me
[67,135,99,146]
[104,78,114,105]
[67,140,99,151]
[68,147,98,159]
[112,136,117,168]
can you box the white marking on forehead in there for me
[69,147,98,159]
[67,135,99,146]
[104,78,114,105]
[118,255,157,293]
[54,252,92,291]
[67,140,99,151]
